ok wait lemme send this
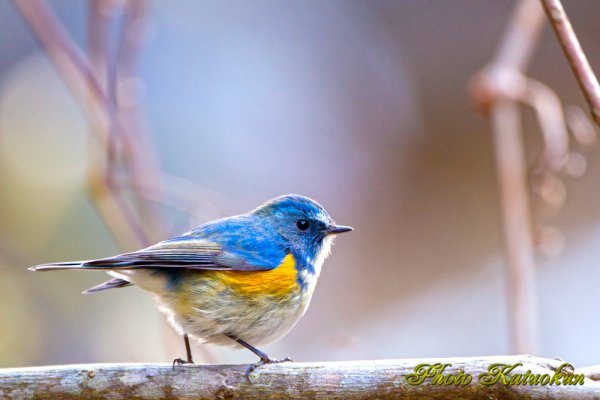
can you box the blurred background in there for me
[1,0,599,369]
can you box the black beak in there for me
[326,225,354,235]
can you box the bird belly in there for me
[162,270,314,346]
[117,256,318,347]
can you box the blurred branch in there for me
[12,0,152,249]
[12,0,111,146]
[493,0,547,71]
[520,78,568,171]
[489,99,539,355]
[12,0,226,366]
[86,0,165,247]
[540,0,600,125]
[470,0,600,354]
[1,356,599,399]
[13,0,225,252]
[114,0,167,239]
[469,0,546,355]
[85,0,150,250]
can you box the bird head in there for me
[252,195,353,265]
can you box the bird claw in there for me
[245,356,292,383]
[172,358,194,370]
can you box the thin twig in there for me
[540,0,600,125]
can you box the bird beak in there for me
[326,225,354,235]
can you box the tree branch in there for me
[469,0,546,355]
[540,0,600,125]
[1,356,599,399]
[12,0,153,249]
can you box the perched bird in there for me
[31,194,352,376]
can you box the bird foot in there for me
[172,358,194,370]
[245,356,292,382]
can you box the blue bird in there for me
[31,194,353,377]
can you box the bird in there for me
[30,194,353,377]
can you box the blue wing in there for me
[32,216,287,272]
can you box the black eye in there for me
[296,219,310,231]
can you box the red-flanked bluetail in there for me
[31,194,353,378]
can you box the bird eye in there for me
[296,219,310,231]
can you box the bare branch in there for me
[114,0,167,240]
[12,0,110,146]
[494,0,547,71]
[1,356,599,399]
[489,99,539,354]
[540,0,600,125]
[469,0,546,355]
[13,0,155,249]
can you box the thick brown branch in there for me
[1,356,599,399]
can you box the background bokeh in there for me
[1,0,599,368]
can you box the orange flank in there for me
[215,253,300,298]
[174,253,301,316]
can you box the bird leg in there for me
[226,334,292,381]
[172,333,194,369]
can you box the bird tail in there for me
[28,261,90,271]
[29,257,132,271]
[29,262,135,294]
[83,278,133,294]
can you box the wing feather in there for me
[32,236,277,272]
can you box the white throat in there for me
[311,235,333,278]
